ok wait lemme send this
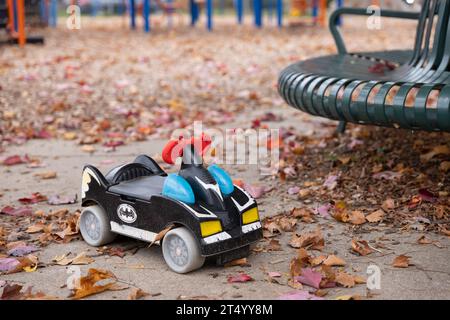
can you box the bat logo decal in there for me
[117,204,137,223]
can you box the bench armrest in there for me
[330,7,421,54]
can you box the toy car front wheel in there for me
[162,227,205,273]
[79,205,116,246]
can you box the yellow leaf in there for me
[23,264,38,272]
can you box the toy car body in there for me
[80,144,262,273]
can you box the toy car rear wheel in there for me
[80,205,116,246]
[162,227,205,273]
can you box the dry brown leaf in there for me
[382,198,396,211]
[266,239,282,251]
[71,268,118,299]
[224,257,248,267]
[289,228,324,250]
[291,207,314,223]
[349,210,366,225]
[331,202,349,223]
[289,248,310,277]
[127,288,149,300]
[420,145,450,162]
[310,255,327,266]
[34,171,57,179]
[366,209,384,223]
[392,255,411,268]
[81,145,96,153]
[335,272,355,288]
[323,255,346,267]
[439,161,450,172]
[277,216,297,232]
[351,239,373,256]
[26,224,45,233]
[149,224,173,247]
[72,252,95,265]
[417,235,433,245]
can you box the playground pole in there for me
[190,0,199,26]
[254,0,262,28]
[336,0,343,25]
[312,0,318,24]
[319,0,326,26]
[6,0,14,31]
[236,0,243,24]
[16,0,26,47]
[49,0,57,27]
[129,0,136,29]
[143,0,150,32]
[206,0,212,31]
[276,0,282,27]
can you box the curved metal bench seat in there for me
[278,1,450,132]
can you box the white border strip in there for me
[203,231,232,244]
[110,221,158,243]
[242,221,261,233]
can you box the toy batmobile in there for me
[80,136,262,273]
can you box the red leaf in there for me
[2,155,29,166]
[227,273,253,283]
[18,192,48,204]
[294,268,322,289]
[418,188,438,203]
[0,206,33,216]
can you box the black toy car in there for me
[80,137,262,273]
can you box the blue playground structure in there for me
[45,0,345,33]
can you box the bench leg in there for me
[336,121,347,134]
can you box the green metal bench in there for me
[278,0,450,133]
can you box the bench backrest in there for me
[411,0,450,71]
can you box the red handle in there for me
[162,133,212,164]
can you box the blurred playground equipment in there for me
[1,0,420,45]
[44,0,346,32]
[0,0,45,46]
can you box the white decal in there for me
[195,176,223,200]
[178,201,217,218]
[81,167,101,199]
[203,231,232,244]
[231,186,255,212]
[242,221,261,233]
[110,221,158,243]
[117,204,137,223]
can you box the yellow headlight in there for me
[200,220,222,237]
[242,207,259,225]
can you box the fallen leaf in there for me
[243,183,272,199]
[417,235,433,245]
[382,198,396,211]
[0,206,33,217]
[372,171,402,180]
[335,271,355,288]
[7,245,39,257]
[227,273,253,283]
[439,161,450,172]
[128,288,149,300]
[351,239,373,256]
[294,268,322,289]
[278,290,323,300]
[47,194,78,205]
[2,155,29,166]
[18,192,48,204]
[72,252,95,265]
[392,255,411,268]
[420,145,450,162]
[224,258,248,267]
[366,209,384,223]
[289,228,324,250]
[323,255,346,267]
[34,171,57,179]
[70,268,120,299]
[323,175,339,190]
[349,210,366,225]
